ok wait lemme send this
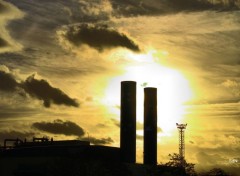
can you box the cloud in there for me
[164,0,214,11]
[32,119,85,137]
[0,1,24,53]
[58,23,140,52]
[136,134,143,140]
[80,136,114,145]
[110,0,153,17]
[196,151,229,166]
[0,37,8,47]
[189,140,194,144]
[0,130,35,145]
[111,118,120,127]
[0,2,5,13]
[32,119,113,145]
[137,121,162,132]
[23,74,79,108]
[78,0,112,18]
[0,104,41,119]
[0,66,79,108]
[221,79,240,96]
[110,0,239,17]
[0,1,10,14]
[0,70,19,92]
[96,123,108,128]
[186,97,240,105]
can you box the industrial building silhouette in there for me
[0,81,186,176]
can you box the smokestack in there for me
[120,81,136,163]
[144,87,157,165]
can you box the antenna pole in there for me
[176,123,187,167]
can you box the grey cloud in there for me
[189,140,194,144]
[110,0,154,16]
[0,1,9,14]
[23,75,79,108]
[77,0,112,20]
[136,122,143,130]
[137,121,162,132]
[165,0,214,11]
[192,134,240,154]
[0,2,4,13]
[0,70,19,92]
[111,119,162,132]
[158,126,162,132]
[96,123,108,128]
[32,119,85,137]
[225,133,240,140]
[80,136,114,145]
[0,1,24,54]
[136,134,143,140]
[221,79,240,97]
[185,103,240,121]
[0,104,40,119]
[5,0,71,55]
[0,37,8,47]
[59,23,140,52]
[186,97,240,105]
[196,151,227,165]
[111,118,120,127]
[110,0,239,17]
[0,67,79,108]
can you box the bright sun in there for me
[102,49,193,135]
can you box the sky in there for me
[0,0,240,174]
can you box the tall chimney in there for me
[120,81,136,163]
[144,87,157,165]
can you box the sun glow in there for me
[102,49,193,134]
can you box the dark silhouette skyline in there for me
[0,0,239,175]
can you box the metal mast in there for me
[176,123,187,167]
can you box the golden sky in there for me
[0,0,239,174]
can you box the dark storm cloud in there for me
[0,71,19,91]
[0,67,79,108]
[80,136,114,145]
[0,38,8,47]
[22,75,79,108]
[61,23,140,52]
[32,119,85,137]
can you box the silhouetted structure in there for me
[120,81,136,163]
[0,81,188,176]
[4,138,23,149]
[176,123,187,167]
[144,88,157,165]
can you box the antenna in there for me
[176,123,187,167]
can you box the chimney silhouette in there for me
[144,87,157,165]
[120,81,136,163]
